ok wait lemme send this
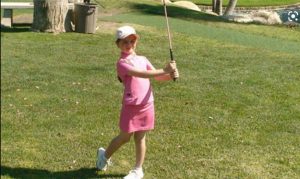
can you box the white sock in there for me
[134,167,143,172]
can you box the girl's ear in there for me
[133,40,138,50]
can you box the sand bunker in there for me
[173,1,201,12]
[224,11,282,25]
[162,0,201,12]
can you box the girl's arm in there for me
[127,68,169,79]
[154,68,179,81]
[154,73,172,81]
[127,61,176,79]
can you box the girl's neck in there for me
[121,51,136,58]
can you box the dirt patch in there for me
[198,3,300,12]
[96,21,121,34]
[12,14,33,24]
[95,21,156,35]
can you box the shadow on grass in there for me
[129,3,227,23]
[1,25,32,33]
[1,165,125,179]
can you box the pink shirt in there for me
[117,52,154,105]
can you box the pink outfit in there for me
[119,102,155,133]
[117,52,155,133]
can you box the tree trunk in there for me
[216,0,222,15]
[212,0,216,12]
[32,0,69,33]
[224,0,238,16]
[212,0,222,15]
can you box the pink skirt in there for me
[119,102,155,133]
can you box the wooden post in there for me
[212,0,216,13]
[2,9,13,27]
[216,0,222,15]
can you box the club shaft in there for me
[163,0,173,61]
[163,0,176,81]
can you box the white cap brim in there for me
[116,26,137,40]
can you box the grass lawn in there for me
[1,0,299,20]
[1,0,299,6]
[1,0,300,178]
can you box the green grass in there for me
[1,0,300,178]
[173,0,300,6]
[2,0,299,6]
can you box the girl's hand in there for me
[171,68,179,79]
[163,61,177,73]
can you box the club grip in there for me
[169,49,177,81]
[170,48,174,61]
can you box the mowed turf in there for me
[2,0,299,6]
[1,1,300,179]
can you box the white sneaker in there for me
[96,147,111,171]
[123,169,144,179]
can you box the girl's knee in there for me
[122,136,131,143]
[118,132,132,143]
[134,131,146,143]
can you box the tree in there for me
[216,0,222,15]
[212,0,217,12]
[224,0,238,16]
[32,0,69,33]
[212,0,222,15]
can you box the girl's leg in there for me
[104,131,132,159]
[133,131,147,168]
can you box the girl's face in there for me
[117,35,138,54]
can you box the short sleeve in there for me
[117,60,134,78]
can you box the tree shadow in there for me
[129,3,228,23]
[1,25,32,33]
[1,165,125,179]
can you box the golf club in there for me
[163,0,177,81]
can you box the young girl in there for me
[96,26,179,179]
